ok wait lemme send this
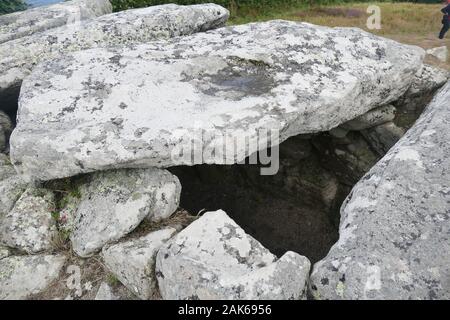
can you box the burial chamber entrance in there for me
[169,131,382,264]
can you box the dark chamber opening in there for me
[169,132,379,263]
[0,85,20,124]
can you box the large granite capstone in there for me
[10,20,425,181]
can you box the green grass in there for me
[110,0,409,15]
[0,0,27,14]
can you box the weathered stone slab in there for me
[310,81,450,300]
[0,254,66,299]
[426,46,448,62]
[10,20,424,181]
[0,3,229,105]
[0,187,57,253]
[94,282,117,300]
[342,104,396,131]
[0,0,112,44]
[404,64,450,98]
[69,168,180,257]
[102,228,176,299]
[156,210,311,300]
[361,121,405,156]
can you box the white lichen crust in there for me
[156,210,311,300]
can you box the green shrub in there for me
[0,0,28,15]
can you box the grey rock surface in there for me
[156,210,311,300]
[0,187,57,253]
[426,46,448,62]
[0,153,18,182]
[0,0,112,44]
[0,174,27,217]
[0,254,66,299]
[310,81,450,300]
[0,3,229,103]
[394,64,449,130]
[69,168,180,257]
[102,228,177,299]
[311,132,380,186]
[361,121,405,156]
[94,282,117,300]
[0,111,12,152]
[11,20,425,181]
[404,64,450,97]
[342,104,396,131]
[0,246,11,260]
[329,127,349,139]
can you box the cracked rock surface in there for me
[0,154,27,217]
[102,227,177,299]
[68,168,180,257]
[0,187,57,254]
[156,210,311,300]
[310,81,450,300]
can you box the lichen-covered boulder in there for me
[156,210,311,300]
[0,174,27,217]
[10,20,424,181]
[0,254,66,299]
[102,228,177,299]
[0,0,112,44]
[68,168,180,257]
[0,187,57,254]
[0,3,229,107]
[310,81,450,300]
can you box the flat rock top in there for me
[310,81,450,300]
[0,3,229,93]
[11,20,424,181]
